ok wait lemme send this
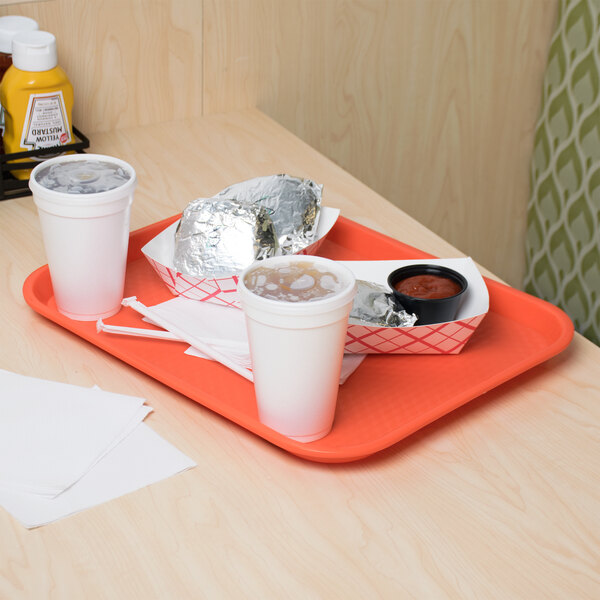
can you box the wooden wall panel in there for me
[0,0,203,133]
[0,0,557,287]
[203,0,558,288]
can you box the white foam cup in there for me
[238,255,357,442]
[29,154,137,320]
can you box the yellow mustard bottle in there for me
[0,30,73,180]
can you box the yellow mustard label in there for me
[20,90,71,150]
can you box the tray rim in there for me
[22,214,575,462]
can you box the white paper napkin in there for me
[183,344,364,384]
[0,422,196,529]
[125,296,366,384]
[0,369,150,497]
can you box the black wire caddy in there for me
[0,125,89,201]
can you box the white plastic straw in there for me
[96,319,181,341]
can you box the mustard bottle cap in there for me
[12,30,57,72]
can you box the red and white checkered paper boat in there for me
[341,258,489,355]
[141,207,340,309]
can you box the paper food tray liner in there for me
[341,258,489,354]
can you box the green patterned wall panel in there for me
[525,0,600,344]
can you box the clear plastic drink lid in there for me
[33,158,133,194]
[244,260,346,302]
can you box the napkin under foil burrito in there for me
[174,198,278,277]
[214,174,322,254]
[349,280,417,327]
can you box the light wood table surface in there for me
[1,109,599,599]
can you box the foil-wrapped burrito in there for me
[215,174,322,254]
[174,174,322,277]
[174,198,278,277]
[349,280,417,327]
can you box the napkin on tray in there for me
[121,296,365,384]
[0,369,195,528]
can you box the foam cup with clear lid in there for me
[238,255,357,442]
[29,154,137,321]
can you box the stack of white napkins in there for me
[119,296,365,383]
[0,368,195,529]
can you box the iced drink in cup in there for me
[29,154,137,320]
[238,255,357,442]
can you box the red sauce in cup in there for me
[394,274,462,299]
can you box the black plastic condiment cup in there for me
[387,264,468,326]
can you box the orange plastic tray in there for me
[23,215,574,462]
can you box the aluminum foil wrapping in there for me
[173,198,279,277]
[349,280,418,328]
[215,174,322,254]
